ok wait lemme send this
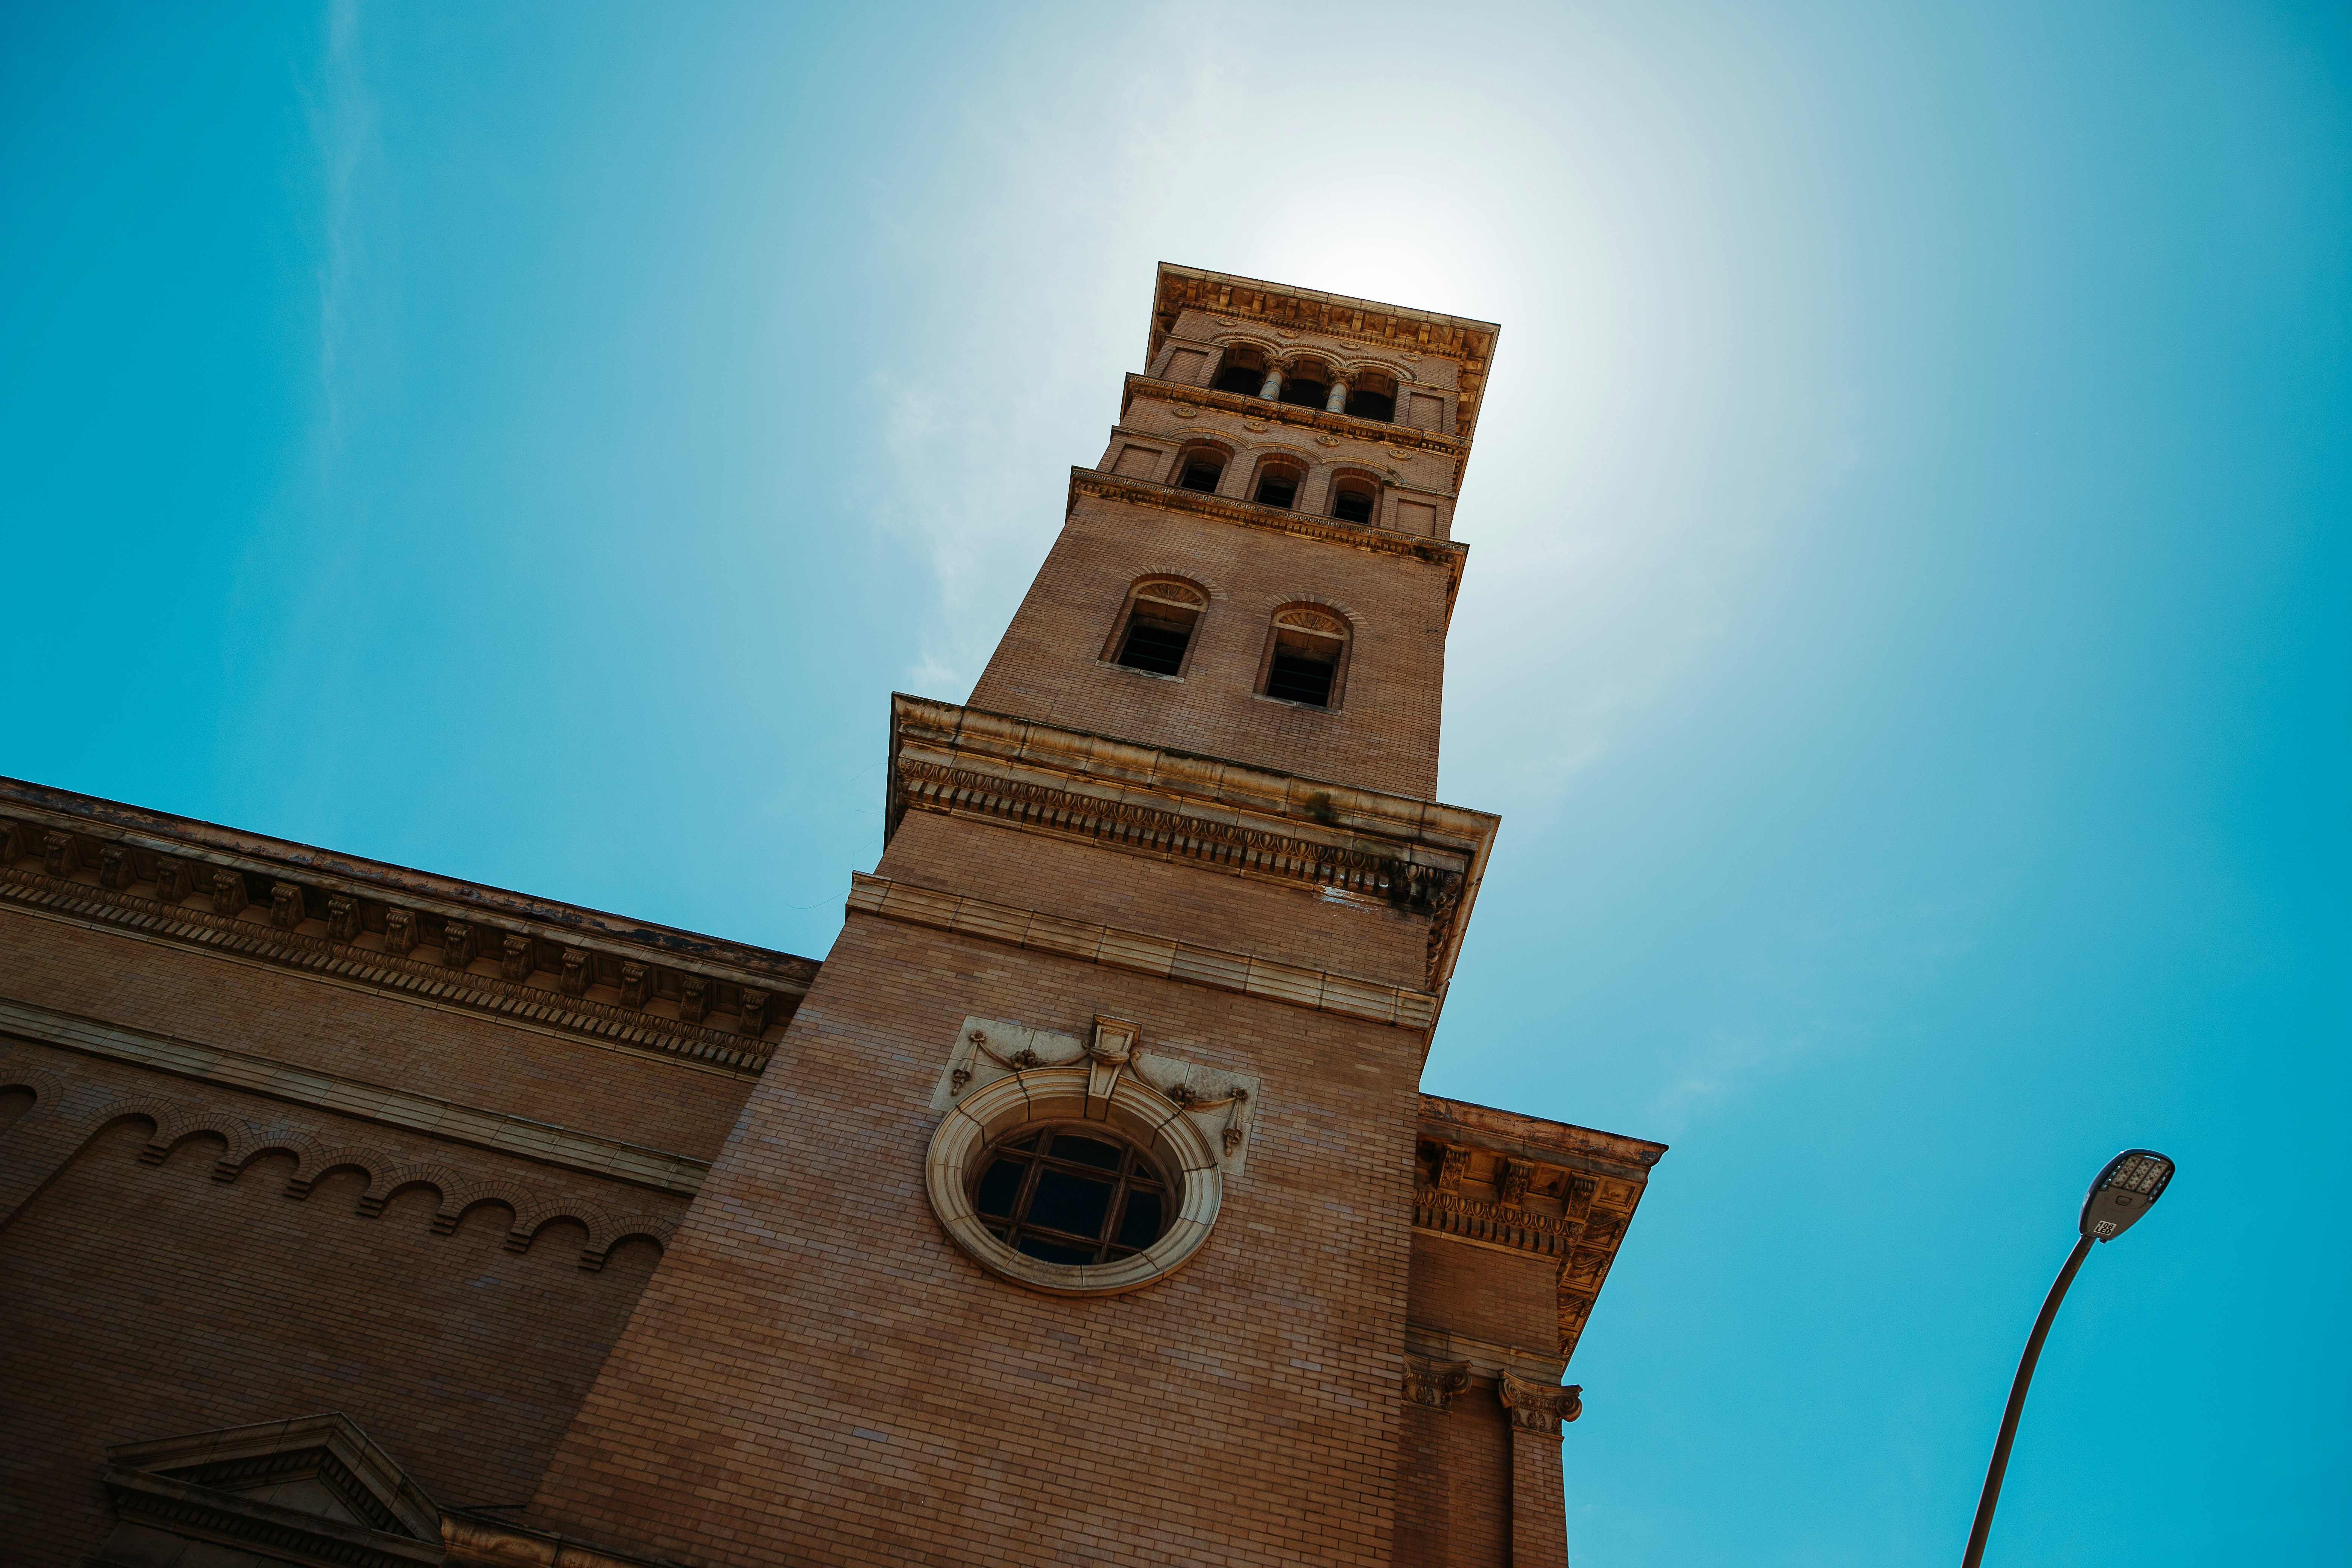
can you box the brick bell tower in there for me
[506,265,1665,1567]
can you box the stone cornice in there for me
[1119,374,1468,491]
[848,872,1439,1031]
[1066,467,1468,627]
[0,782,807,1075]
[1150,262,1499,443]
[1411,1095,1666,1363]
[887,696,1498,999]
[0,779,818,984]
[1418,1093,1668,1177]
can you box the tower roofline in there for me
[1151,262,1502,443]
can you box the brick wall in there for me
[968,496,1452,801]
[1406,1231,1562,1352]
[522,907,1432,1566]
[0,1067,673,1563]
[0,906,756,1161]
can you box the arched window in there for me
[1259,606,1351,709]
[1108,578,1208,677]
[1346,372,1397,423]
[1276,359,1332,410]
[1173,445,1227,494]
[1330,475,1379,527]
[1213,346,1266,395]
[1251,457,1305,510]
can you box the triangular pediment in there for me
[99,1413,444,1568]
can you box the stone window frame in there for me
[926,1060,1223,1298]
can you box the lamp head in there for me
[2079,1149,2174,1242]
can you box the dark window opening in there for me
[1332,488,1374,525]
[1213,365,1262,395]
[1116,591,1200,676]
[971,1124,1172,1265]
[1277,378,1329,410]
[1267,650,1337,706]
[1254,471,1300,508]
[1178,460,1223,493]
[1265,621,1346,708]
[1346,389,1394,422]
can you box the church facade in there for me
[0,265,1664,1567]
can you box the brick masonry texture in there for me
[0,1067,669,1563]
[968,496,1452,801]
[522,911,1430,1566]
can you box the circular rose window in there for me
[926,1064,1223,1296]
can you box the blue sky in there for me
[5,2,2346,1562]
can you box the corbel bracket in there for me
[1084,1015,1139,1120]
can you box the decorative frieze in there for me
[0,1004,710,1202]
[1413,1097,1667,1362]
[888,696,1497,997]
[0,830,798,1075]
[1412,1185,1582,1259]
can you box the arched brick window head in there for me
[1262,607,1350,709]
[1213,347,1266,396]
[1276,363,1331,412]
[1347,373,1396,423]
[1331,476,1377,527]
[1112,580,1208,677]
[1253,461,1304,510]
[1176,450,1225,493]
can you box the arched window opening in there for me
[1174,445,1227,493]
[1262,607,1350,709]
[1276,361,1332,410]
[1253,460,1304,510]
[1331,477,1378,527]
[1346,373,1396,422]
[1112,579,1207,677]
[1213,347,1266,395]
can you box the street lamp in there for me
[1961,1150,2176,1568]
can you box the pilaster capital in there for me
[1401,1354,1473,1410]
[1496,1370,1583,1438]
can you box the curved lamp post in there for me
[1961,1149,2176,1568]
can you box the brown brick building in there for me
[0,265,1664,1567]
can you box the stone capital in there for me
[1496,1370,1583,1438]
